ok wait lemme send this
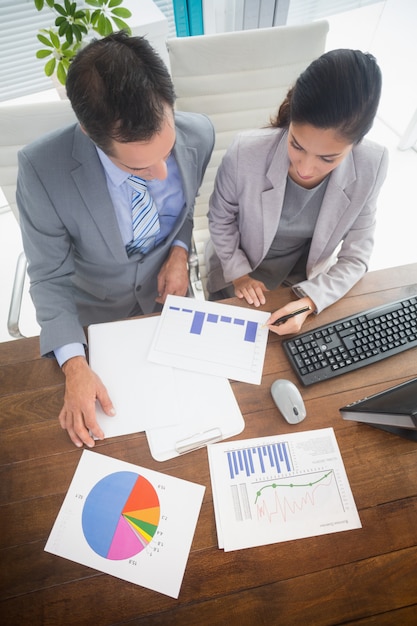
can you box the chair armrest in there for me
[188,237,205,300]
[7,251,27,339]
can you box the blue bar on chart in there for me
[226,442,293,479]
[244,321,257,343]
[190,311,205,334]
[168,305,259,343]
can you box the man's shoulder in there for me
[174,110,214,139]
[20,123,78,157]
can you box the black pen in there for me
[273,305,311,326]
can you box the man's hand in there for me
[59,356,115,448]
[266,297,315,336]
[233,275,269,307]
[155,245,189,304]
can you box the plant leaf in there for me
[58,21,66,36]
[44,57,56,77]
[37,33,52,47]
[111,8,131,18]
[36,49,52,59]
[63,26,74,44]
[103,15,113,36]
[111,17,131,33]
[96,13,107,35]
[57,62,67,85]
[54,5,67,17]
[50,31,61,48]
[72,24,85,42]
[64,0,75,14]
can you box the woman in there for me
[205,49,388,335]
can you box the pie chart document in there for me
[45,450,205,598]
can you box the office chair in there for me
[0,99,76,338]
[167,21,329,293]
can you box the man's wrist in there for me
[169,245,188,262]
[61,355,88,375]
[55,343,86,368]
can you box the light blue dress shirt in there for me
[55,146,185,367]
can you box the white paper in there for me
[208,428,361,551]
[45,450,205,598]
[88,317,177,434]
[148,295,270,384]
[88,317,245,457]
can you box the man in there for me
[16,32,215,448]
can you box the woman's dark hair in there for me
[66,31,176,153]
[271,49,382,144]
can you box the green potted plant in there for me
[34,0,132,85]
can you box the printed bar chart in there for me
[149,296,271,384]
[170,305,259,343]
[227,442,293,479]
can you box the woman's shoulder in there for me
[352,137,388,162]
[338,137,388,191]
[227,127,286,160]
[350,137,389,180]
[236,126,285,145]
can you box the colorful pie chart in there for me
[82,471,160,560]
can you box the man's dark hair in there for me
[66,31,176,153]
[271,49,382,144]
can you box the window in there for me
[0,0,53,102]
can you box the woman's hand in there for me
[233,275,269,307]
[266,297,315,335]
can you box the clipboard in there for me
[88,316,244,460]
[145,368,244,461]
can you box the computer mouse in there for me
[270,379,306,424]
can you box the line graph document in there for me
[148,295,270,384]
[207,428,361,551]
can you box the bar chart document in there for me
[208,428,361,551]
[45,451,205,598]
[148,295,270,384]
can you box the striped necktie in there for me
[125,175,160,256]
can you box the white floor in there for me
[0,1,416,343]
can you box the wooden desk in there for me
[1,263,417,625]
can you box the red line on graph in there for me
[256,473,336,523]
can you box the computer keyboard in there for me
[282,295,417,386]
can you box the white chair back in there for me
[0,99,76,219]
[0,99,76,337]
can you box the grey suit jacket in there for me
[206,127,388,312]
[17,112,215,356]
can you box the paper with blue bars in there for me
[148,295,270,384]
[208,428,361,551]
